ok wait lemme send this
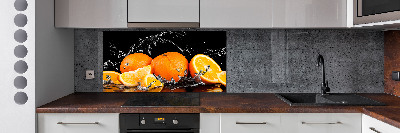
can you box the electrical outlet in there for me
[86,70,95,79]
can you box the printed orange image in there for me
[152,52,188,82]
[103,31,226,92]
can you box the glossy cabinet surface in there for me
[201,0,348,28]
[55,0,127,28]
[212,113,361,133]
[128,0,199,22]
[38,113,119,133]
[273,0,348,28]
[200,113,220,133]
[200,0,273,28]
[362,114,400,133]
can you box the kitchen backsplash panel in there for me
[102,31,227,92]
[75,29,384,93]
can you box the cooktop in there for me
[121,93,200,107]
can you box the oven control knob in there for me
[141,120,146,125]
[173,119,178,125]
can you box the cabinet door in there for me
[362,114,400,133]
[55,0,127,28]
[200,113,220,133]
[220,113,280,133]
[281,113,361,133]
[200,0,273,28]
[38,113,119,133]
[273,0,347,28]
[128,0,199,22]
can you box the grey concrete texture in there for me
[74,29,384,93]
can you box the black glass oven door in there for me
[126,129,199,133]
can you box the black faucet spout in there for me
[317,54,330,95]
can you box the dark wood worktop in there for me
[37,93,400,128]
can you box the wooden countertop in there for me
[37,93,400,128]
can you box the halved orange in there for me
[217,71,226,87]
[141,74,163,92]
[103,71,121,84]
[189,54,222,84]
[118,65,152,87]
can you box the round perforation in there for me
[14,92,28,105]
[14,60,28,74]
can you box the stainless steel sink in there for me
[275,93,385,106]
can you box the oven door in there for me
[354,0,400,25]
[125,129,199,133]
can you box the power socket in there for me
[86,70,95,79]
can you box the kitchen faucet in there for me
[317,54,330,95]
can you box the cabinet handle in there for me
[301,122,342,125]
[369,127,382,133]
[57,122,99,125]
[236,122,267,124]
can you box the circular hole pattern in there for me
[14,0,28,11]
[14,14,27,27]
[14,92,28,105]
[14,45,28,58]
[14,29,27,43]
[14,60,28,74]
[14,76,27,89]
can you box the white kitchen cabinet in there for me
[200,0,273,28]
[200,113,220,133]
[281,113,361,133]
[128,0,199,23]
[55,0,127,28]
[220,113,281,133]
[217,113,361,133]
[273,0,348,28]
[362,114,400,133]
[38,113,119,133]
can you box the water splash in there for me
[103,31,188,71]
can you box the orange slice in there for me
[189,54,222,84]
[141,74,164,92]
[103,71,121,84]
[118,65,152,87]
[217,71,226,87]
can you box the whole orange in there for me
[151,52,188,81]
[120,53,152,73]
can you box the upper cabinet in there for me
[127,0,199,28]
[55,0,127,28]
[55,0,351,28]
[272,0,348,28]
[200,0,274,28]
[200,0,350,28]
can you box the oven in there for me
[354,0,400,25]
[120,114,199,133]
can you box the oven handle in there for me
[126,129,198,133]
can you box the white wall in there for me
[35,0,74,107]
[0,0,36,132]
